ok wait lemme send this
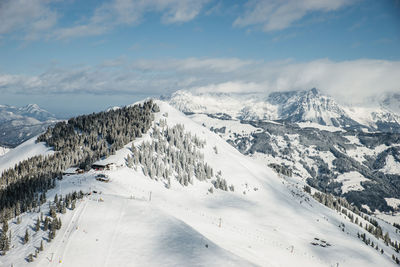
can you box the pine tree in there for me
[62,202,66,214]
[35,218,40,232]
[1,219,8,233]
[57,218,62,230]
[43,217,49,231]
[24,229,29,244]
[50,206,57,218]
[40,240,44,251]
[3,233,9,253]
[0,231,10,253]
[48,229,55,241]
[384,232,391,246]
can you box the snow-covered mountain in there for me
[165,89,400,213]
[381,93,400,115]
[0,100,398,266]
[0,104,57,147]
[165,88,400,132]
[267,88,362,128]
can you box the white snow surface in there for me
[380,155,400,175]
[167,90,278,121]
[296,122,344,132]
[0,146,10,156]
[0,135,53,175]
[336,171,370,194]
[385,198,400,210]
[0,101,398,266]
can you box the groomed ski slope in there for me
[0,101,398,266]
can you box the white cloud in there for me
[0,0,58,40]
[55,0,209,39]
[130,57,255,73]
[0,0,209,40]
[234,0,353,31]
[1,58,399,105]
[191,81,264,94]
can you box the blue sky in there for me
[0,0,399,117]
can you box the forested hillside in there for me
[127,122,231,191]
[0,100,159,220]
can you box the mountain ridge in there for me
[0,104,58,147]
[165,90,400,213]
[165,88,400,133]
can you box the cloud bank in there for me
[1,58,399,105]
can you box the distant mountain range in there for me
[165,88,400,133]
[165,88,400,212]
[0,104,58,147]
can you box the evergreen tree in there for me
[24,229,29,244]
[43,217,50,231]
[35,217,40,232]
[384,232,391,246]
[0,231,10,253]
[1,218,8,233]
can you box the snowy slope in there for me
[0,135,54,175]
[0,146,9,156]
[0,101,398,266]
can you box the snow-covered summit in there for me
[0,104,56,123]
[267,88,352,126]
[0,104,57,147]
